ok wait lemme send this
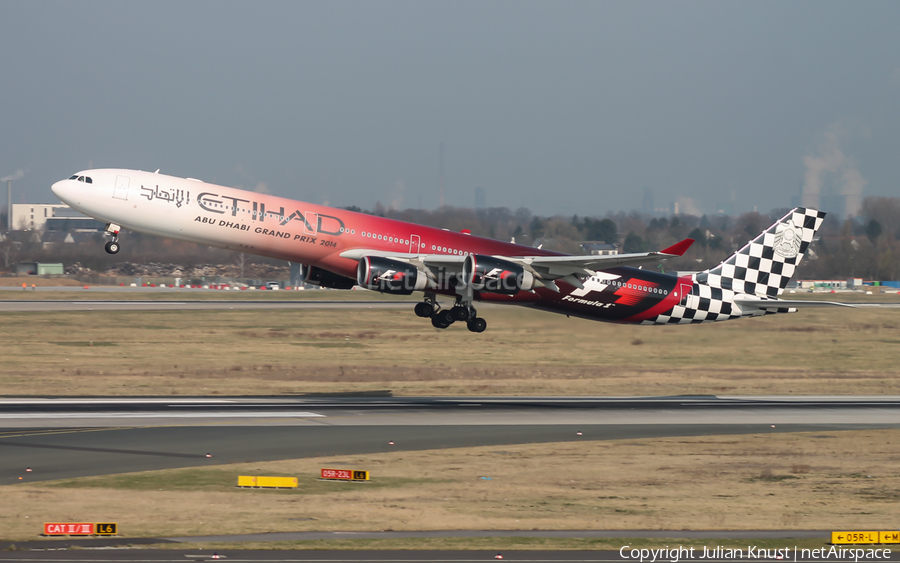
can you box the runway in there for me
[0,300,414,312]
[2,396,898,483]
[1,395,900,427]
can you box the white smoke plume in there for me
[389,180,405,211]
[802,123,866,216]
[0,169,24,182]
[675,196,701,217]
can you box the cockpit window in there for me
[69,175,78,180]
[85,176,92,183]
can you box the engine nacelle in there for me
[357,257,430,295]
[462,254,535,295]
[300,264,357,290]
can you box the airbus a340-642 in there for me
[51,169,852,333]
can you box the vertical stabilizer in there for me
[697,207,826,297]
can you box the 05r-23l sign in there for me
[321,468,369,481]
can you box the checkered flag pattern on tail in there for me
[698,207,826,298]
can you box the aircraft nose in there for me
[51,179,73,203]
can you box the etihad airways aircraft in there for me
[51,169,852,333]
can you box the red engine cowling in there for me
[462,255,535,295]
[357,257,430,295]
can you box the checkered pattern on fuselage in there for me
[642,207,825,325]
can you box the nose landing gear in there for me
[103,223,122,254]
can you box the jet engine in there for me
[462,254,535,295]
[357,256,430,295]
[300,264,357,290]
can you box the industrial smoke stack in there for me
[6,180,9,232]
[802,123,866,216]
[439,142,445,209]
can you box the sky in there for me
[1,0,899,217]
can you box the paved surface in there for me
[3,397,898,552]
[167,529,835,543]
[0,300,414,312]
[1,396,899,428]
[0,548,898,562]
[2,396,898,483]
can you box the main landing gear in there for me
[414,294,487,333]
[103,223,122,254]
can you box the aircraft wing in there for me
[340,239,692,274]
[506,239,695,278]
[733,295,858,309]
[340,239,694,291]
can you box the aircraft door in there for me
[409,234,421,254]
[303,212,318,235]
[679,283,698,309]
[113,175,130,201]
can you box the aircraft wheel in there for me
[435,309,455,326]
[414,302,434,318]
[452,306,470,321]
[431,314,451,329]
[104,241,120,254]
[466,317,487,333]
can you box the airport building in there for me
[581,242,618,256]
[10,204,104,232]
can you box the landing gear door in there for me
[113,175,130,201]
[409,234,421,254]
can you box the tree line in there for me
[3,197,899,281]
